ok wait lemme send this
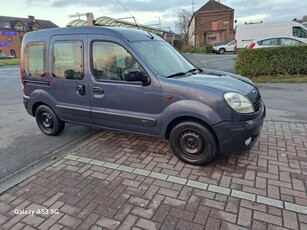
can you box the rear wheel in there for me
[169,121,217,165]
[35,105,65,136]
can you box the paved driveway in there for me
[1,119,306,229]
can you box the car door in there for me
[226,41,235,52]
[47,35,93,124]
[88,37,162,135]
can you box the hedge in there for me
[0,59,20,66]
[184,45,213,54]
[235,45,307,76]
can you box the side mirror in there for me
[124,69,150,85]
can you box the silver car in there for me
[247,36,306,49]
[213,40,235,54]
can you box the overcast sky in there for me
[1,0,306,31]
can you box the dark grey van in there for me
[20,26,265,165]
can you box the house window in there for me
[7,37,12,42]
[211,22,218,31]
[34,27,41,31]
[16,25,24,31]
[207,36,217,41]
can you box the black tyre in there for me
[35,105,65,136]
[169,121,217,165]
[218,48,226,54]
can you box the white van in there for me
[235,21,307,51]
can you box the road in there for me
[0,66,94,181]
[184,53,236,73]
[257,83,307,123]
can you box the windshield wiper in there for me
[166,68,202,78]
[166,72,186,78]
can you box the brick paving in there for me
[0,121,307,229]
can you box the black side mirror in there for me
[124,69,150,85]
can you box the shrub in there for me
[0,59,20,66]
[235,46,307,76]
[185,45,213,54]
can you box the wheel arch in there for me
[32,102,48,117]
[165,116,219,148]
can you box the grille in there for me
[253,99,261,112]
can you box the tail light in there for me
[247,43,256,49]
[20,63,26,95]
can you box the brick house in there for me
[0,16,58,58]
[188,0,235,47]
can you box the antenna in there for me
[192,0,195,13]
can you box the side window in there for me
[52,41,83,80]
[24,42,46,77]
[259,39,277,46]
[92,42,142,82]
[280,38,301,46]
[293,27,307,38]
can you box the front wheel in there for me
[35,105,65,136]
[218,48,226,54]
[169,121,217,165]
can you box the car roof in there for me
[23,26,163,42]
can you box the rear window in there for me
[24,42,46,77]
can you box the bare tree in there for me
[175,9,192,44]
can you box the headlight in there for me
[224,92,254,113]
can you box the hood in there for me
[177,73,256,96]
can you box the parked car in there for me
[235,21,307,51]
[20,26,265,165]
[0,52,14,60]
[247,36,306,49]
[213,40,235,54]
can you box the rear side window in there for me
[24,42,46,77]
[280,38,302,46]
[52,41,83,80]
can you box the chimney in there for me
[28,15,35,21]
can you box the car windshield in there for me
[132,40,195,77]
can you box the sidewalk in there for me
[1,120,307,229]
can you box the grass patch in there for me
[248,74,307,83]
[0,59,20,66]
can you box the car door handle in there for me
[76,84,86,96]
[93,86,104,98]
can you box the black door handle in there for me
[93,86,104,95]
[76,84,86,96]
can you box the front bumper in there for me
[212,105,266,154]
